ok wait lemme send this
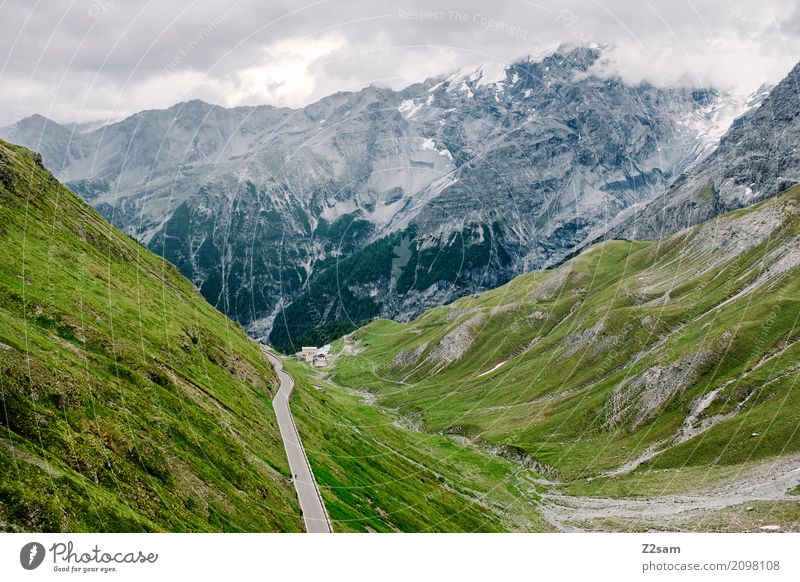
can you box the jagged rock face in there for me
[614,61,799,240]
[1,46,741,350]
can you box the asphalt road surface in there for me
[263,348,332,533]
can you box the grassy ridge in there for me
[330,186,800,493]
[0,141,301,532]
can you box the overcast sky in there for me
[1,0,798,126]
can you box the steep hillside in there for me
[2,46,738,348]
[0,141,301,532]
[331,185,800,526]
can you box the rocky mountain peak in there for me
[0,45,769,351]
[609,58,800,241]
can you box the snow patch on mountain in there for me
[677,86,770,163]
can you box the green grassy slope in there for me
[331,186,800,490]
[0,141,301,532]
[285,359,547,532]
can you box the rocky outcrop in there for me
[606,349,713,430]
[392,341,429,369]
[426,314,484,368]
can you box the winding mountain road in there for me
[263,348,332,533]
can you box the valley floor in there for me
[542,454,800,532]
[285,359,548,532]
[287,357,799,533]
[288,354,800,532]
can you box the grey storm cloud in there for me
[0,0,798,125]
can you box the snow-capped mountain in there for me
[611,62,799,240]
[0,45,756,350]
